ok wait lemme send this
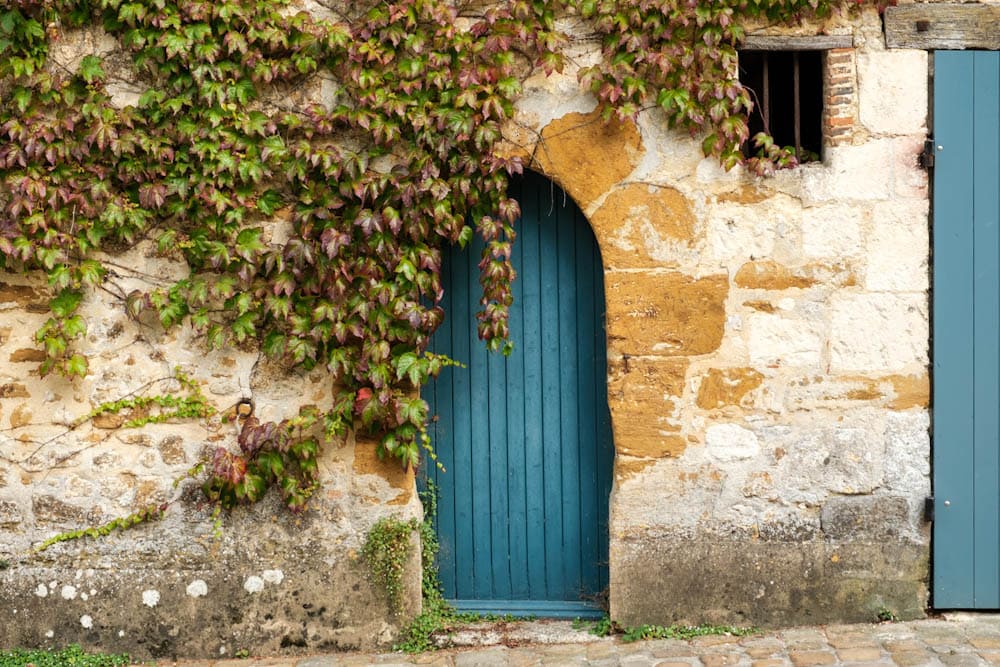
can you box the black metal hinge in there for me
[924,496,935,522]
[919,138,935,169]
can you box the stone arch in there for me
[500,109,730,467]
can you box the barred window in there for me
[739,50,824,161]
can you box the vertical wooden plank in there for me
[557,187,582,601]
[540,177,565,600]
[505,181,529,599]
[467,230,494,599]
[487,340,511,600]
[933,50,978,608]
[575,202,600,598]
[435,255,458,598]
[519,175,548,600]
[594,239,613,592]
[448,233,476,600]
[972,51,1000,608]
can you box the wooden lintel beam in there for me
[742,35,854,51]
[885,4,1000,50]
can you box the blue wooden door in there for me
[422,170,613,617]
[934,50,1000,608]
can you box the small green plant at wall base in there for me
[573,615,614,636]
[876,606,899,623]
[619,623,756,643]
[574,616,755,642]
[363,516,419,615]
[0,645,130,667]
[394,481,528,653]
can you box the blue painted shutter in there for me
[423,171,613,615]
[934,50,1000,608]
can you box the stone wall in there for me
[1,244,422,656]
[505,5,932,627]
[0,0,947,658]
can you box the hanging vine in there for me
[0,0,891,513]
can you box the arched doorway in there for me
[422,170,614,617]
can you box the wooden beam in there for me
[885,4,1000,50]
[742,35,854,51]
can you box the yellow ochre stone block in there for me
[534,109,644,208]
[590,183,698,269]
[605,271,728,356]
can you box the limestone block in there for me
[156,435,188,465]
[800,140,894,203]
[47,27,118,75]
[883,411,931,501]
[632,115,706,183]
[705,423,760,461]
[0,500,22,527]
[801,205,865,259]
[746,313,824,368]
[864,200,929,292]
[762,421,886,503]
[695,367,764,410]
[857,51,928,136]
[0,282,48,311]
[891,135,930,199]
[829,293,928,373]
[696,156,742,186]
[607,357,688,458]
[32,495,102,526]
[609,460,725,531]
[704,197,800,265]
[610,535,927,628]
[820,496,912,540]
[604,271,728,356]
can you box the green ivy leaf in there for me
[235,228,265,260]
[64,354,89,378]
[50,290,83,318]
[257,190,282,216]
[79,55,105,83]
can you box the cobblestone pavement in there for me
[175,614,1000,667]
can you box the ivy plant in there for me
[0,0,891,514]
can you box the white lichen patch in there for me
[80,593,89,601]
[262,569,284,585]
[186,580,208,598]
[60,585,78,600]
[80,615,93,629]
[141,589,160,607]
[243,576,265,594]
[34,584,48,598]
